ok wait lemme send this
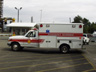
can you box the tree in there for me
[82,18,91,33]
[72,15,82,23]
[89,22,96,33]
[82,18,90,26]
[72,15,92,33]
[0,18,4,32]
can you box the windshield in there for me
[25,31,36,37]
[83,35,86,37]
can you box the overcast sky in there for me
[3,0,96,23]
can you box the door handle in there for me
[46,41,48,43]
[46,41,50,43]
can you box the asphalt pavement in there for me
[0,36,96,72]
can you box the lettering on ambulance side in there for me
[9,39,44,43]
[39,32,83,37]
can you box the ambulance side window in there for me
[26,31,36,37]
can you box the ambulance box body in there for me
[8,22,83,53]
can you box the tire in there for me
[83,41,85,45]
[87,42,89,45]
[11,43,20,51]
[60,45,69,54]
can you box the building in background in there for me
[0,0,3,18]
[0,0,3,32]
[6,23,36,35]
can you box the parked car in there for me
[90,37,96,42]
[93,31,96,37]
[83,34,90,45]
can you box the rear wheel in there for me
[60,45,69,54]
[11,43,20,51]
[83,41,85,45]
[87,42,89,45]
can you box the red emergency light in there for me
[79,25,82,28]
[33,28,37,30]
[40,24,43,27]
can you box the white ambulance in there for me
[7,22,84,53]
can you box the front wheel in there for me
[60,45,69,54]
[11,43,20,51]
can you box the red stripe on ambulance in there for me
[9,39,44,43]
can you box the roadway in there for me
[0,36,96,72]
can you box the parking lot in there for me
[0,36,96,72]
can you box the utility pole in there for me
[69,17,71,23]
[31,16,33,23]
[40,10,42,22]
[15,7,22,22]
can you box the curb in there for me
[0,34,12,36]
